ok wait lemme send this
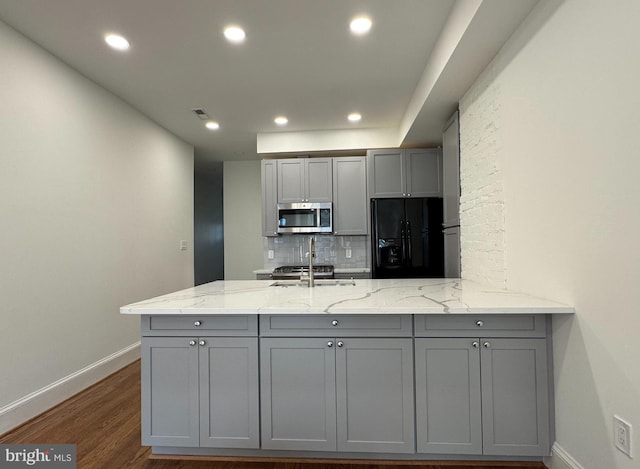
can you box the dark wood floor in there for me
[0,360,546,469]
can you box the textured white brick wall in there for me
[459,61,506,289]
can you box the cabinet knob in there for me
[407,193,411,197]
[331,320,339,326]
[327,341,334,347]
[337,341,344,348]
[403,193,406,197]
[476,320,484,327]
[483,341,491,348]
[189,340,197,346]
[194,321,202,327]
[472,341,479,348]
[199,340,206,346]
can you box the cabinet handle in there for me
[327,341,334,347]
[483,341,491,348]
[472,341,479,348]
[331,320,339,326]
[194,321,202,327]
[476,320,484,327]
[199,340,206,346]
[337,341,344,348]
[189,340,197,346]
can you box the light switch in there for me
[180,240,188,251]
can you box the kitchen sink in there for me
[270,279,356,288]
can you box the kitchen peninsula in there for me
[121,279,573,462]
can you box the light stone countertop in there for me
[120,278,574,315]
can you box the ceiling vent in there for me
[192,108,209,120]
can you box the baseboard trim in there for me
[543,442,584,469]
[0,342,140,435]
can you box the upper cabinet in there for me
[332,157,368,235]
[261,160,279,237]
[277,158,333,203]
[367,148,442,198]
[442,111,460,227]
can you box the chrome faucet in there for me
[308,236,315,287]
[300,236,316,287]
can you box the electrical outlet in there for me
[346,248,352,259]
[614,415,633,458]
[268,250,274,259]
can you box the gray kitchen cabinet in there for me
[442,111,460,227]
[260,338,337,451]
[199,337,259,448]
[405,148,442,198]
[414,338,482,454]
[367,148,442,198]
[481,338,550,456]
[260,336,414,453]
[142,335,259,449]
[277,158,332,203]
[414,336,550,457]
[332,156,368,235]
[443,226,460,278]
[141,337,200,447]
[261,159,279,237]
[336,338,415,453]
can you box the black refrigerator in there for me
[371,198,444,278]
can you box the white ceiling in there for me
[0,0,537,163]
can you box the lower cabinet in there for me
[141,336,259,448]
[260,337,415,453]
[415,337,550,456]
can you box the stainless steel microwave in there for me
[277,202,332,234]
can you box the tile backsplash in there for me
[263,235,369,269]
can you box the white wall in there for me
[0,20,194,432]
[223,160,263,279]
[460,1,640,468]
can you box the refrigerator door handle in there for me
[373,200,381,268]
[406,220,412,265]
[400,220,406,265]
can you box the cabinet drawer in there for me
[414,315,546,338]
[142,315,258,336]
[260,314,412,337]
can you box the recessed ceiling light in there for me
[274,116,288,126]
[104,34,130,51]
[224,25,246,44]
[348,112,362,122]
[350,16,372,35]
[205,121,220,130]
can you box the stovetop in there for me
[272,265,334,279]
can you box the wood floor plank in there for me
[0,360,546,469]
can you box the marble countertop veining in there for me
[120,279,574,315]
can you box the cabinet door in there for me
[277,159,304,203]
[332,157,368,235]
[141,337,199,447]
[199,337,259,448]
[414,338,482,454]
[481,338,550,456]
[336,338,415,453]
[405,148,442,197]
[306,158,333,202]
[367,149,404,198]
[261,160,279,236]
[442,112,460,226]
[444,226,461,278]
[260,338,337,451]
